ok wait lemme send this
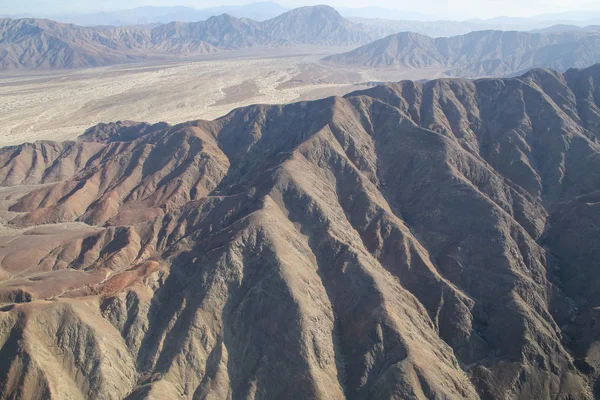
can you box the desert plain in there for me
[0,48,445,147]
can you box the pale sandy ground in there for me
[0,49,445,147]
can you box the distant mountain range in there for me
[0,6,371,71]
[351,18,493,39]
[337,6,436,21]
[352,17,600,39]
[323,30,600,77]
[1,2,292,26]
[0,4,439,26]
[4,4,600,73]
[531,25,600,34]
[5,3,600,32]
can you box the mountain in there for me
[262,5,370,46]
[531,10,600,22]
[0,6,372,71]
[6,5,600,34]
[149,14,268,52]
[1,64,600,398]
[351,17,494,38]
[323,30,600,77]
[353,15,600,39]
[48,6,213,27]
[4,3,291,27]
[202,2,290,22]
[531,24,600,33]
[338,6,436,21]
[0,18,151,70]
[10,7,600,73]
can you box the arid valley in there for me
[0,49,443,146]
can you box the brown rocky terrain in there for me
[323,30,600,77]
[1,64,600,399]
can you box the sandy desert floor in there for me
[0,49,445,147]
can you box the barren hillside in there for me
[0,6,371,71]
[323,29,600,77]
[0,65,600,399]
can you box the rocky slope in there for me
[323,29,600,77]
[0,18,151,70]
[0,6,370,71]
[1,65,600,399]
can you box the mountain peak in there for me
[263,4,371,46]
[284,4,342,18]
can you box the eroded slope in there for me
[1,65,600,399]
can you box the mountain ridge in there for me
[2,2,292,26]
[0,64,600,398]
[0,6,371,71]
[323,29,600,77]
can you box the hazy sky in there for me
[3,0,600,20]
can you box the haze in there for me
[3,0,600,20]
